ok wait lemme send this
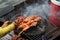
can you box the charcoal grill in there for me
[0,0,49,40]
[0,0,54,40]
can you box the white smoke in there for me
[23,0,50,19]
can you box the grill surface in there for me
[0,0,50,40]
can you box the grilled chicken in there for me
[14,16,25,26]
[18,16,41,31]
